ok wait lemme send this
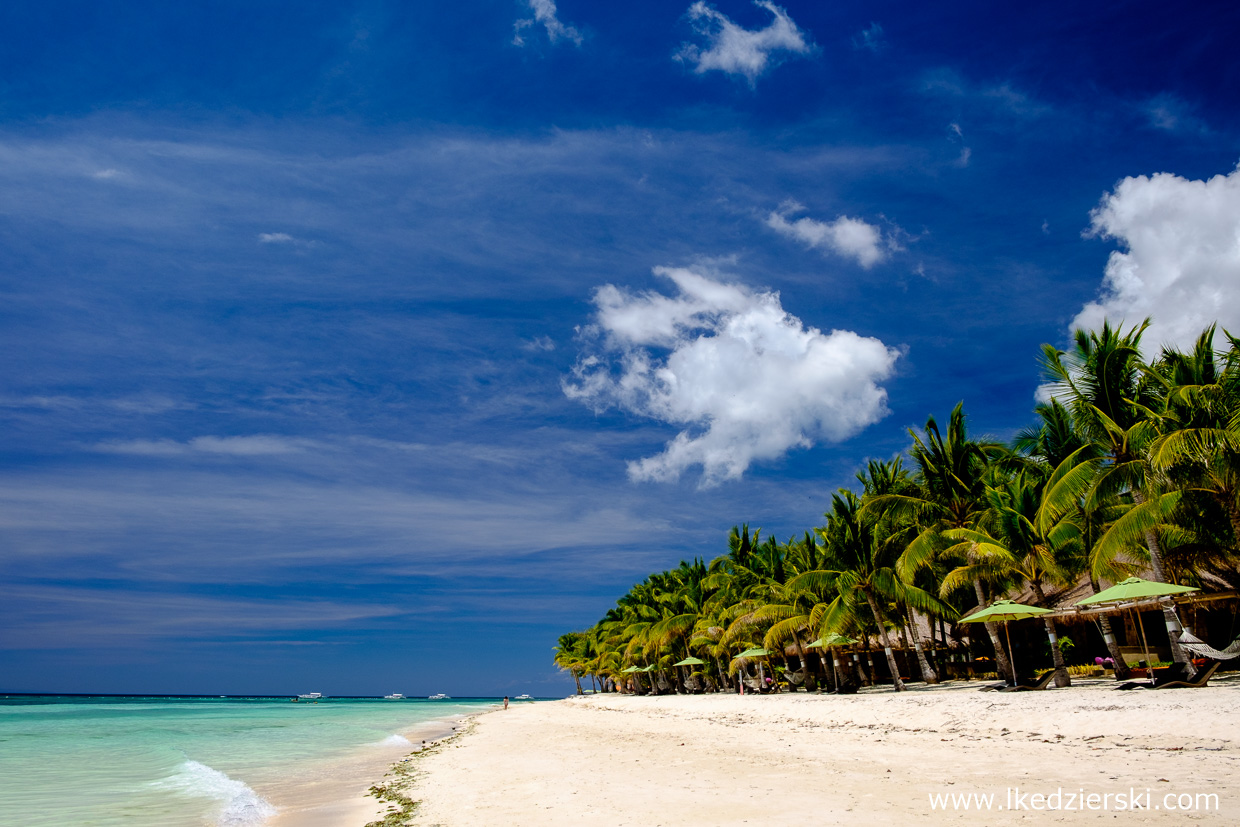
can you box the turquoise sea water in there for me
[0,695,501,827]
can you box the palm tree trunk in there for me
[1028,581,1069,687]
[973,579,1014,680]
[791,630,813,692]
[904,608,940,684]
[1089,574,1131,679]
[1128,491,1193,673]
[1042,617,1070,687]
[714,655,730,691]
[573,671,583,695]
[864,589,905,691]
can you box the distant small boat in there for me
[298,692,323,700]
[383,693,404,700]
[514,694,533,701]
[428,693,450,700]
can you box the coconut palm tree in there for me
[791,490,948,691]
[943,469,1087,686]
[1145,326,1240,550]
[553,632,588,695]
[1042,319,1194,668]
[868,403,1014,680]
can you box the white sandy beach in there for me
[411,678,1239,825]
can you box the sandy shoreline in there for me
[265,714,487,827]
[410,678,1240,825]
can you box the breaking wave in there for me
[377,734,413,747]
[156,760,277,826]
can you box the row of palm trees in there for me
[554,320,1240,693]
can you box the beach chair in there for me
[1000,670,1058,692]
[1117,661,1219,690]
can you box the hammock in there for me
[1177,630,1240,661]
[783,668,806,686]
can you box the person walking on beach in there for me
[503,696,509,710]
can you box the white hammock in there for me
[1177,630,1240,661]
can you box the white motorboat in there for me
[427,693,450,700]
[514,694,533,701]
[383,693,404,700]
[297,692,323,700]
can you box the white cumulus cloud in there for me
[258,232,294,243]
[563,265,899,485]
[1072,165,1240,349]
[676,1,811,84]
[766,202,888,268]
[513,0,582,47]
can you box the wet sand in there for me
[266,717,473,827]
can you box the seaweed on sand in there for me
[365,722,474,827]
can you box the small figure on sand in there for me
[503,696,509,710]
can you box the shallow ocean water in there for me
[0,695,498,827]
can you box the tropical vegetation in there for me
[554,320,1240,693]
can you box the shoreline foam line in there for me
[364,710,492,827]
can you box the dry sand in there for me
[412,676,1240,825]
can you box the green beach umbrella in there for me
[733,647,771,659]
[959,599,1049,685]
[959,599,1051,623]
[621,666,642,673]
[640,665,655,672]
[673,656,706,666]
[1075,577,1198,606]
[1075,578,1199,683]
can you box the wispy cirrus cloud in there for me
[853,22,885,53]
[513,0,583,47]
[947,122,971,168]
[94,435,315,456]
[676,1,811,84]
[765,201,890,268]
[564,264,899,485]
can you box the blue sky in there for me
[2,0,1238,696]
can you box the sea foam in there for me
[378,734,414,747]
[157,760,277,826]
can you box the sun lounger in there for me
[1117,661,1219,690]
[1001,671,1058,692]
